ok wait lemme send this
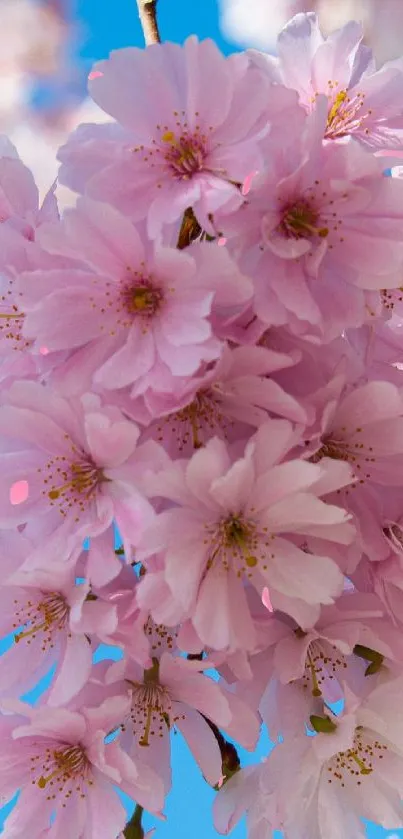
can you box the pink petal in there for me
[261,586,274,612]
[174,705,223,786]
[10,480,29,505]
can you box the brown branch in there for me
[136,0,161,45]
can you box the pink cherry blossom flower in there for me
[270,592,403,704]
[104,650,259,793]
[219,104,403,342]
[249,12,403,151]
[308,380,403,487]
[0,382,153,565]
[57,37,275,237]
[138,420,355,648]
[133,343,309,457]
[0,698,164,838]
[18,199,252,398]
[262,678,403,839]
[0,560,112,705]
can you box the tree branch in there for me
[136,0,161,45]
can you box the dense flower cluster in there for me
[2,11,403,838]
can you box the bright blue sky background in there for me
[1,1,402,837]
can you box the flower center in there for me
[203,512,272,579]
[301,639,347,698]
[158,389,229,452]
[88,270,165,337]
[325,89,371,140]
[161,129,206,180]
[310,428,375,485]
[280,199,329,240]
[123,283,162,317]
[128,659,184,747]
[144,617,176,653]
[311,439,352,464]
[14,591,69,648]
[34,743,91,799]
[326,727,387,787]
[132,110,229,187]
[41,447,106,520]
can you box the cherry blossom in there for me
[0,382,153,564]
[103,650,259,793]
[57,37,275,237]
[249,12,403,151]
[138,421,355,647]
[0,8,402,838]
[18,198,252,398]
[259,678,403,839]
[0,699,164,838]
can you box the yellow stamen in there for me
[132,288,156,311]
[161,131,176,144]
[139,703,153,747]
[327,90,348,125]
[15,621,47,643]
[307,649,322,697]
[229,524,258,568]
[348,751,372,775]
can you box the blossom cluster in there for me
[2,11,403,838]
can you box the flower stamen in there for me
[281,200,329,240]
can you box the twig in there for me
[136,0,161,45]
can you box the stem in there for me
[124,804,144,839]
[136,0,161,45]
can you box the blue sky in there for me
[1,1,402,837]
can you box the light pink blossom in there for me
[138,420,355,648]
[18,199,252,398]
[0,561,110,705]
[57,37,275,237]
[249,12,403,151]
[220,104,403,340]
[104,650,259,793]
[307,380,403,487]
[261,678,403,839]
[134,343,309,456]
[0,699,164,838]
[0,382,153,564]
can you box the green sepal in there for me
[124,805,144,839]
[124,824,144,839]
[213,764,240,791]
[365,660,384,676]
[310,714,337,734]
[353,644,384,675]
